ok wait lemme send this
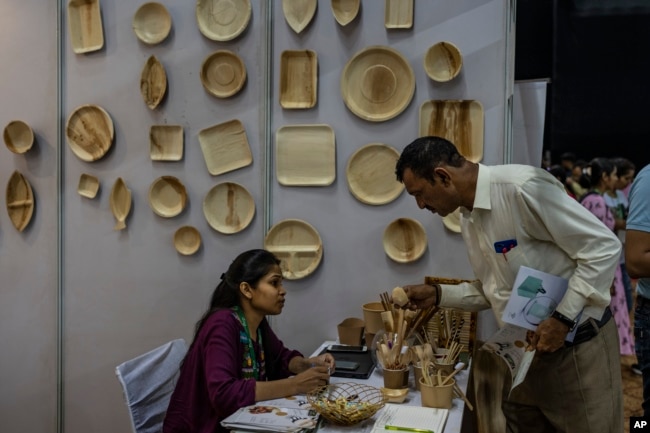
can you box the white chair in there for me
[115,339,188,433]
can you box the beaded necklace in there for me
[233,306,264,380]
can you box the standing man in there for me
[395,136,623,433]
[627,163,650,416]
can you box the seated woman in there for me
[163,249,334,433]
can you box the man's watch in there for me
[550,310,577,331]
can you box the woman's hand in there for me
[308,353,335,370]
[402,284,438,310]
[291,365,330,394]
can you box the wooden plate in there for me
[419,100,484,163]
[198,119,252,176]
[3,120,34,154]
[442,208,461,233]
[383,218,427,263]
[148,176,187,218]
[331,0,360,26]
[200,50,247,98]
[174,226,201,255]
[77,173,100,199]
[150,125,183,161]
[110,177,131,230]
[346,142,403,205]
[341,46,415,122]
[384,0,413,29]
[276,124,335,186]
[132,2,171,45]
[280,50,318,109]
[381,387,409,404]
[67,0,104,54]
[203,182,255,234]
[196,0,251,41]
[282,0,317,34]
[424,41,463,82]
[264,219,323,280]
[66,104,114,162]
[6,170,34,232]
[140,55,167,109]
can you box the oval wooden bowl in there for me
[174,226,202,256]
[133,2,171,45]
[140,55,167,109]
[77,173,100,199]
[110,177,131,230]
[148,176,187,218]
[196,0,252,41]
[66,104,114,162]
[382,218,427,263]
[331,0,360,26]
[424,41,463,82]
[6,170,34,232]
[3,120,34,154]
[200,50,247,98]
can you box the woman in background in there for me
[163,249,334,433]
[580,158,635,357]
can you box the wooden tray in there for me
[424,42,462,82]
[77,173,100,199]
[132,2,171,45]
[148,176,187,218]
[68,0,104,54]
[264,219,323,280]
[3,120,34,154]
[419,100,484,163]
[384,0,413,29]
[200,50,247,98]
[110,177,131,230]
[196,0,251,41]
[174,226,201,256]
[198,119,252,176]
[150,125,183,161]
[203,182,255,234]
[346,143,403,205]
[282,0,317,34]
[6,170,34,232]
[280,50,318,109]
[66,104,114,162]
[140,55,167,109]
[331,0,360,26]
[442,208,461,233]
[382,218,427,263]
[276,124,335,186]
[341,46,415,122]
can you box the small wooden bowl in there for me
[382,218,427,263]
[174,226,201,256]
[331,0,360,26]
[381,387,409,404]
[148,176,187,218]
[3,120,34,154]
[77,173,100,199]
[424,41,463,82]
[133,2,171,45]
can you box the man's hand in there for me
[402,284,438,310]
[530,317,569,353]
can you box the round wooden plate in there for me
[203,181,255,234]
[264,219,323,280]
[382,217,427,263]
[346,142,403,205]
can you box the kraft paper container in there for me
[383,367,409,389]
[419,377,455,409]
[362,302,385,333]
[364,331,376,347]
[337,318,365,345]
[413,362,423,390]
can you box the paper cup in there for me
[362,302,384,333]
[383,367,409,389]
[413,362,423,391]
[419,377,455,409]
[337,317,365,345]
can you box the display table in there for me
[310,341,470,433]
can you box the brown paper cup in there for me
[337,317,365,345]
[413,362,423,391]
[420,377,455,409]
[383,367,409,389]
[362,302,384,333]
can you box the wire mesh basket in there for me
[306,382,386,426]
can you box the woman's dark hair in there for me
[395,136,465,185]
[612,157,635,177]
[581,157,616,189]
[191,249,281,343]
[548,164,567,185]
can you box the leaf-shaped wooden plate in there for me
[346,142,403,205]
[140,55,167,109]
[110,177,131,230]
[6,170,34,232]
[68,0,104,54]
[66,104,114,162]
[148,175,187,218]
[383,218,427,263]
[150,125,183,161]
[264,219,323,280]
[331,0,360,26]
[132,2,171,45]
[196,0,252,41]
[78,173,100,199]
[200,50,247,98]
[280,50,318,109]
[174,226,202,256]
[203,182,255,234]
[282,0,317,34]
[198,119,252,175]
[3,120,34,154]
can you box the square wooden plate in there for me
[198,119,252,175]
[276,124,335,186]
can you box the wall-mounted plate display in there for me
[282,0,317,34]
[110,177,131,230]
[140,55,167,109]
[276,124,335,186]
[148,176,187,218]
[384,0,413,29]
[132,2,171,45]
[419,100,484,163]
[341,46,415,122]
[442,208,461,233]
[77,173,100,199]
[424,41,463,82]
[203,182,255,234]
[6,170,34,232]
[66,104,114,162]
[150,125,183,161]
[383,217,427,263]
[280,50,318,109]
[346,143,403,205]
[200,50,247,98]
[198,119,252,176]
[331,0,360,26]
[174,226,201,256]
[264,219,323,280]
[68,0,104,54]
[3,120,34,154]
[196,0,251,41]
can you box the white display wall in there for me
[0,1,512,433]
